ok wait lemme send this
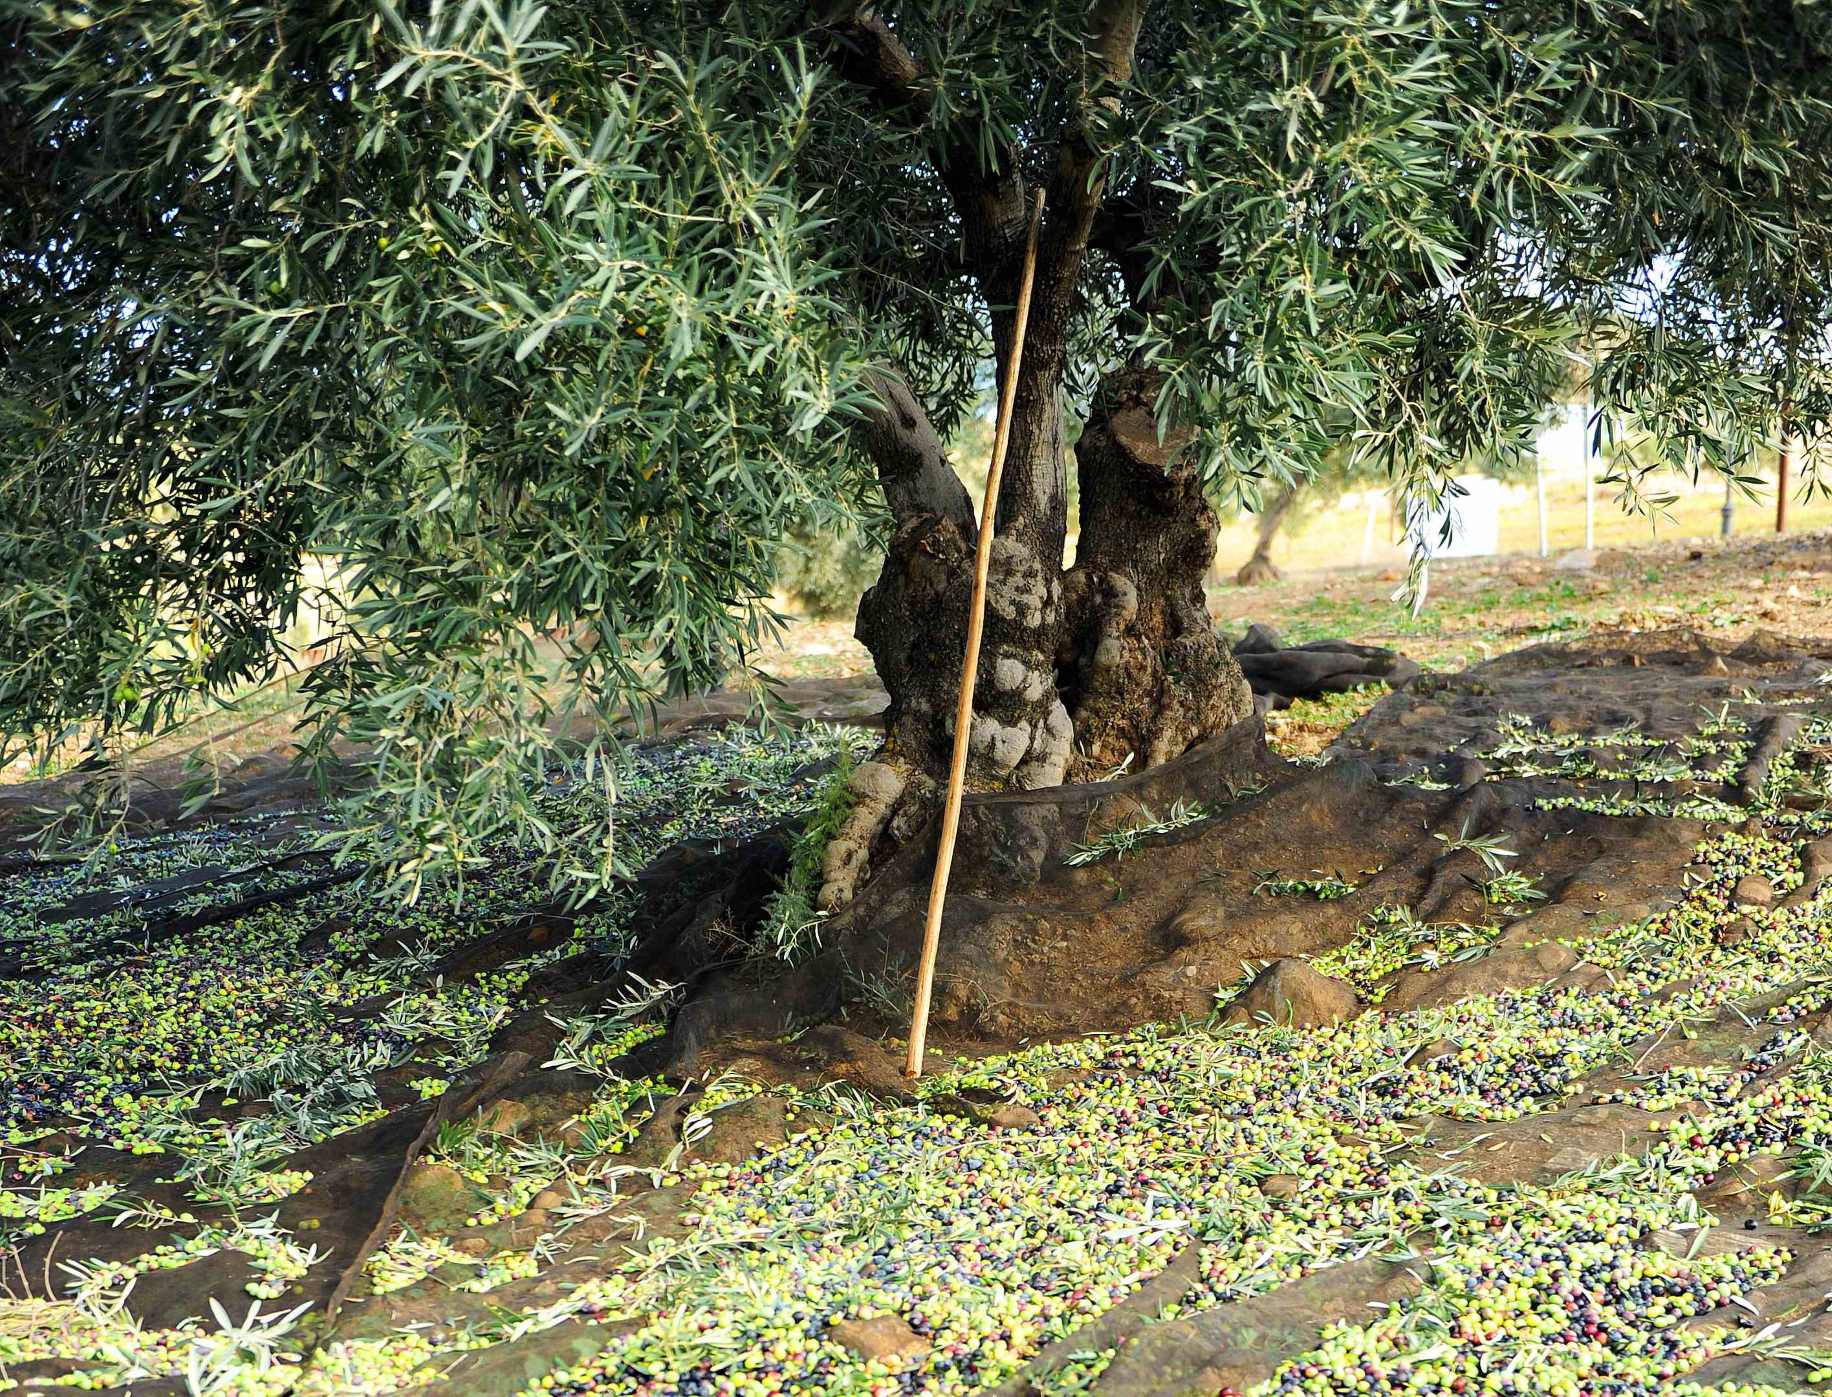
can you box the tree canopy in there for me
[4,0,1831,896]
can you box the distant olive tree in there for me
[777,524,885,621]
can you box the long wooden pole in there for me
[903,188,1045,1079]
[1777,438,1792,533]
[1778,392,1795,535]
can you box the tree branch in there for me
[1086,0,1149,87]
[811,6,1026,268]
[812,7,928,117]
[1039,0,1151,308]
[853,368,976,526]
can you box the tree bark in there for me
[810,1,1254,911]
[820,351,1076,912]
[1234,481,1298,585]
[1061,369,1254,779]
[818,366,1252,910]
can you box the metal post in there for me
[1536,458,1549,558]
[1583,397,1595,551]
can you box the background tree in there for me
[1228,442,1392,587]
[777,521,889,622]
[1233,482,1303,588]
[3,1,1831,906]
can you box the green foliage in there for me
[1253,872,1357,900]
[0,2,868,895]
[775,524,881,620]
[756,745,857,962]
[1311,904,1500,999]
[1064,800,1212,866]
[4,0,1832,887]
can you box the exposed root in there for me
[817,757,930,913]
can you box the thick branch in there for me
[854,368,975,526]
[815,5,1033,289]
[1087,0,1148,85]
[814,7,1019,246]
[813,8,927,118]
[1039,0,1151,307]
[1062,366,1253,774]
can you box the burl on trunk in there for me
[819,368,1252,911]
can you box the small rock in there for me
[1697,1152,1797,1204]
[934,1096,1041,1130]
[398,1162,477,1232]
[453,1236,490,1257]
[983,1102,1042,1130]
[1447,757,1490,790]
[1733,875,1777,907]
[1554,548,1597,572]
[1716,918,1754,947]
[826,1315,930,1364]
[473,1097,534,1136]
[530,1186,570,1212]
[1164,905,1225,948]
[688,1095,790,1165]
[554,1117,592,1150]
[796,1025,915,1101]
[1259,1173,1301,1200]
[1802,838,1832,888]
[1381,942,1593,1015]
[1223,959,1359,1029]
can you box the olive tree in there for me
[3,0,1829,905]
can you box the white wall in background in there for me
[1405,475,1505,558]
[1537,401,1589,480]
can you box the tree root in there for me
[1235,553,1282,585]
[817,757,931,912]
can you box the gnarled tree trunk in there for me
[811,6,1254,912]
[1061,369,1254,780]
[817,364,1252,911]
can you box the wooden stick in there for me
[903,187,1045,1079]
[1777,437,1792,533]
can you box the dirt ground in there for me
[761,527,1832,679]
[1209,529,1832,670]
